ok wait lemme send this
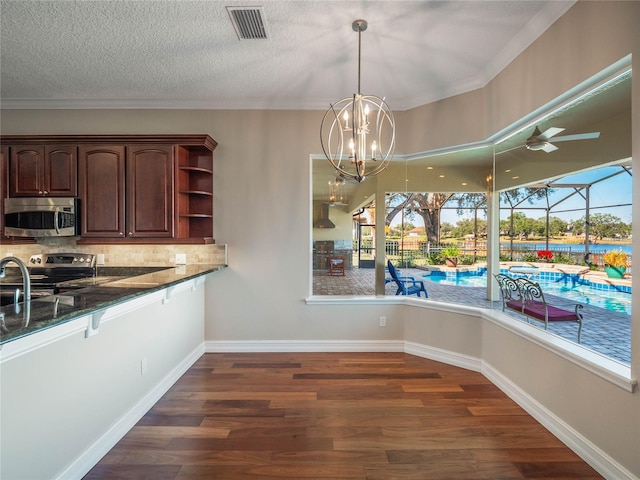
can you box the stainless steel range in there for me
[0,253,96,306]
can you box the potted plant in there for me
[441,244,460,267]
[602,249,629,278]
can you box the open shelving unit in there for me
[176,145,214,242]
[176,142,213,242]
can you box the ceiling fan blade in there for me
[538,127,565,140]
[551,132,601,142]
[542,143,558,153]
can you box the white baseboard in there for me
[56,343,205,480]
[481,361,637,480]
[205,339,405,352]
[404,341,483,373]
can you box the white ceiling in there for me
[0,0,575,110]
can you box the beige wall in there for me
[399,87,489,153]
[1,1,639,477]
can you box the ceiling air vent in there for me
[227,6,269,40]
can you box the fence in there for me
[376,239,632,272]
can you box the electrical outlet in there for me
[97,253,105,265]
[140,358,148,375]
[175,253,186,265]
[379,316,387,327]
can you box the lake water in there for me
[502,242,632,255]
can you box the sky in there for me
[393,164,632,227]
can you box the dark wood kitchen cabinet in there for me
[78,145,126,237]
[9,145,77,197]
[78,144,174,238]
[126,145,174,238]
[1,134,216,243]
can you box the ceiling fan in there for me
[524,126,600,153]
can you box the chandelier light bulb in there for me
[342,111,349,129]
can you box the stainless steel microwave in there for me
[4,197,80,237]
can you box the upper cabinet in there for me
[1,134,217,244]
[79,144,174,239]
[127,145,175,238]
[78,145,126,238]
[9,145,77,197]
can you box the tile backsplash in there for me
[0,239,227,267]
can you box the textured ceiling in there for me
[0,0,575,110]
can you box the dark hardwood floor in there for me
[84,352,602,479]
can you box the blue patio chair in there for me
[387,260,428,297]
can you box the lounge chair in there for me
[387,260,428,297]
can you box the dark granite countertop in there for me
[0,264,225,345]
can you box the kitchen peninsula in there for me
[0,260,226,480]
[0,263,223,345]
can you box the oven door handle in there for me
[54,207,61,235]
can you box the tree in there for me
[501,188,550,208]
[505,212,538,240]
[384,187,551,243]
[451,218,487,238]
[440,222,455,238]
[384,193,411,227]
[577,213,631,240]
[387,225,403,237]
[383,192,453,242]
[402,222,416,232]
[411,193,453,242]
[452,192,486,215]
[532,217,546,237]
[547,216,569,237]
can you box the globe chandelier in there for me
[320,19,396,183]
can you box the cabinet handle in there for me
[119,232,124,236]
[128,232,133,236]
[43,190,48,195]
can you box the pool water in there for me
[423,269,632,315]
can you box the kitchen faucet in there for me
[0,256,31,304]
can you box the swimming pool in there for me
[422,268,632,315]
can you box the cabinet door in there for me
[44,145,77,196]
[9,145,77,196]
[9,145,43,196]
[79,145,126,237]
[126,145,174,237]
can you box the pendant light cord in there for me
[357,25,362,94]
